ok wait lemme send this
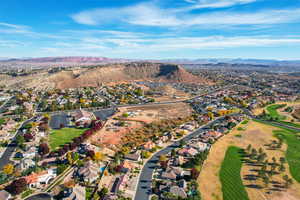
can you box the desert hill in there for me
[51,62,210,89]
[0,62,211,89]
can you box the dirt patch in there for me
[89,102,192,149]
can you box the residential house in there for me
[174,156,186,166]
[207,131,223,139]
[77,160,99,183]
[73,109,95,127]
[169,186,187,199]
[61,185,86,200]
[178,147,198,157]
[21,158,35,170]
[124,152,141,162]
[23,146,37,159]
[143,141,155,151]
[161,170,177,180]
[119,160,134,173]
[25,168,56,189]
[189,141,209,152]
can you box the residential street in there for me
[134,116,229,200]
[0,117,35,169]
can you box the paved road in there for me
[134,117,228,200]
[24,193,52,200]
[0,117,35,169]
[255,119,300,132]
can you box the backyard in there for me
[49,127,88,150]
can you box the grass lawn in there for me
[49,128,88,150]
[241,120,249,125]
[219,146,249,200]
[273,129,300,183]
[0,118,5,126]
[266,104,287,120]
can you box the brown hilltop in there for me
[50,62,211,89]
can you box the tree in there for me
[258,147,263,154]
[207,112,214,120]
[16,135,25,146]
[279,164,285,172]
[283,175,293,188]
[279,157,286,164]
[67,152,74,165]
[141,151,151,159]
[5,178,27,195]
[38,143,50,156]
[99,187,108,199]
[272,157,277,164]
[191,168,200,179]
[3,164,14,175]
[24,133,34,142]
[263,176,269,188]
[159,155,168,162]
[171,149,176,157]
[179,140,186,148]
[246,144,252,153]
[87,150,95,159]
[94,152,105,161]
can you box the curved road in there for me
[0,117,36,169]
[134,117,228,200]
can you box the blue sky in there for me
[1,0,300,59]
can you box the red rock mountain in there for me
[49,62,210,89]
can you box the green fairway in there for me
[219,146,249,200]
[241,120,249,125]
[273,129,300,183]
[49,128,88,150]
[266,104,287,120]
[0,118,5,126]
[275,120,300,128]
[255,119,300,183]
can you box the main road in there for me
[134,116,231,200]
[0,116,36,169]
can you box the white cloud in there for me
[182,0,257,10]
[71,2,300,27]
[0,39,27,48]
[71,3,180,26]
[41,35,300,55]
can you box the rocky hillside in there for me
[48,62,211,89]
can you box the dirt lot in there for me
[89,102,192,149]
[198,120,300,200]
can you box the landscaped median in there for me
[220,146,249,200]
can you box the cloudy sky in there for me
[1,0,300,59]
